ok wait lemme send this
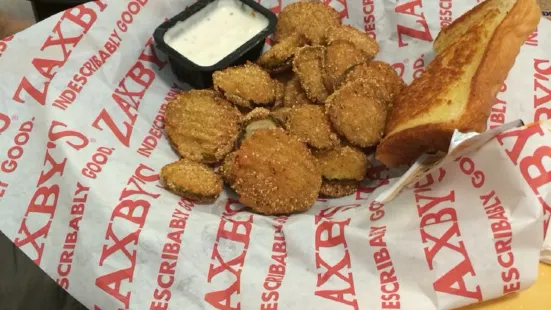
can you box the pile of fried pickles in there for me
[160,2,405,215]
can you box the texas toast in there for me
[376,0,541,167]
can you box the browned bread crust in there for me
[376,0,541,167]
[433,0,496,54]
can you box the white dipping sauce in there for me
[164,0,269,67]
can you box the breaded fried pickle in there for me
[274,80,285,108]
[340,61,405,105]
[319,179,359,198]
[220,152,237,186]
[327,25,379,59]
[283,76,314,107]
[293,46,329,103]
[241,108,279,139]
[326,79,387,147]
[272,70,295,84]
[275,1,340,45]
[273,104,339,150]
[258,33,309,74]
[161,159,223,202]
[315,145,370,180]
[165,90,241,163]
[213,62,276,108]
[241,107,272,126]
[231,129,321,215]
[324,40,368,92]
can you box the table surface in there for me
[460,263,551,310]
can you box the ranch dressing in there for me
[164,0,269,67]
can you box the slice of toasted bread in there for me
[433,0,501,54]
[376,0,541,167]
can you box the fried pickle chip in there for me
[165,90,241,163]
[314,145,370,180]
[241,107,272,126]
[161,159,223,202]
[324,40,369,92]
[326,79,387,147]
[220,152,237,185]
[213,62,276,108]
[272,70,295,84]
[274,80,285,109]
[293,46,329,103]
[283,76,314,107]
[273,104,340,150]
[231,128,321,215]
[327,25,379,59]
[241,108,279,139]
[258,33,309,74]
[339,61,406,105]
[319,179,359,198]
[275,1,340,45]
[243,119,279,139]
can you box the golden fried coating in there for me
[269,107,290,124]
[283,76,314,107]
[273,104,339,150]
[220,152,237,185]
[314,145,370,180]
[165,90,241,163]
[327,25,379,59]
[213,62,276,108]
[160,159,223,202]
[272,70,295,84]
[241,108,279,139]
[274,80,285,108]
[340,61,406,106]
[258,33,309,74]
[324,40,369,92]
[231,128,321,215]
[241,107,272,126]
[319,179,359,198]
[293,46,329,103]
[275,1,341,45]
[244,119,279,139]
[326,79,387,147]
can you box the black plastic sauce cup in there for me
[153,0,277,89]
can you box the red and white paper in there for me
[0,0,549,309]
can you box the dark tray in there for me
[27,0,88,21]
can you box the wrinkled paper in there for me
[0,0,549,309]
